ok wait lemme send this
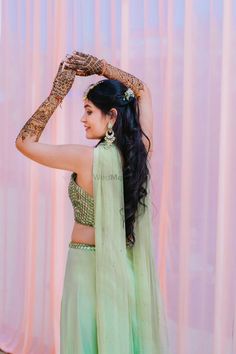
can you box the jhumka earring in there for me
[104,121,116,147]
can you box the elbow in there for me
[15,137,33,160]
[15,134,37,151]
[15,136,27,154]
[15,137,22,151]
[138,82,151,99]
[143,83,151,95]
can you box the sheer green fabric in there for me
[93,141,171,354]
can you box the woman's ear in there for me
[108,108,118,122]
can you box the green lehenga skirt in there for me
[60,241,139,354]
[60,142,171,353]
[60,242,97,353]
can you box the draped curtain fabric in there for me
[0,0,235,353]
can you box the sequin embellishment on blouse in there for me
[68,172,95,227]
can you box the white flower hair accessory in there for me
[123,88,135,101]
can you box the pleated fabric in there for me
[93,141,171,354]
[60,247,98,354]
[60,244,140,354]
[60,141,171,354]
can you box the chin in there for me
[85,130,102,140]
[85,129,92,137]
[85,133,96,140]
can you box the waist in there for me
[68,241,132,254]
[69,241,96,251]
[71,221,95,244]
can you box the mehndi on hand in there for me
[64,51,144,98]
[64,51,106,77]
[50,60,77,101]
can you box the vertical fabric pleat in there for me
[93,142,170,354]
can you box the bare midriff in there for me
[71,221,95,245]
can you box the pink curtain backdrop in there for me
[1,0,236,353]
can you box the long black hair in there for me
[85,79,151,248]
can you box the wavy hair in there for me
[85,79,151,248]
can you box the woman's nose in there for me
[80,114,86,123]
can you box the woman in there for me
[15,52,170,354]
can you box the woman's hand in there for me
[63,51,106,77]
[50,58,77,100]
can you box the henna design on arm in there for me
[101,60,145,98]
[66,52,145,98]
[15,95,61,143]
[15,63,76,144]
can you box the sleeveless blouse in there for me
[68,172,95,227]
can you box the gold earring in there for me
[104,121,116,147]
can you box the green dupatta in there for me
[93,141,170,354]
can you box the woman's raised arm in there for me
[15,60,76,145]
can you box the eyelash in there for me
[86,111,92,115]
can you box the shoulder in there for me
[73,144,94,155]
[72,144,94,174]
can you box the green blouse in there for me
[68,172,95,227]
